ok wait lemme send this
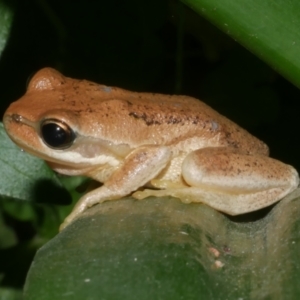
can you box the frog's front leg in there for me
[60,146,171,230]
[134,147,299,215]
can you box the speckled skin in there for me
[3,68,299,230]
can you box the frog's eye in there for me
[40,119,76,149]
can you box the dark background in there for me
[1,0,299,170]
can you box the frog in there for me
[3,68,299,230]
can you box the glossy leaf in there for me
[24,190,300,299]
[181,0,300,88]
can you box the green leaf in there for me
[0,123,68,203]
[0,122,74,236]
[0,0,13,57]
[23,190,300,299]
[0,287,22,300]
[181,0,300,88]
[0,210,17,249]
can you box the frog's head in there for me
[3,68,129,172]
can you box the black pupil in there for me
[41,123,72,148]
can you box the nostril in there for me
[11,114,23,123]
[3,114,37,131]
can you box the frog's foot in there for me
[133,189,174,200]
[59,200,94,232]
[150,179,187,189]
[132,187,206,204]
[59,185,115,231]
[132,186,295,216]
[59,214,78,232]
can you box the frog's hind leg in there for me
[133,187,295,216]
[133,147,299,215]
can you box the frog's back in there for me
[89,85,269,156]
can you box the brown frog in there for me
[3,68,299,230]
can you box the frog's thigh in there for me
[179,147,299,214]
[183,148,298,191]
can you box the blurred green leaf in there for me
[1,200,62,240]
[1,201,36,222]
[0,123,69,203]
[0,210,17,249]
[0,122,75,238]
[181,0,300,88]
[0,0,13,58]
[0,288,22,300]
[23,190,300,299]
